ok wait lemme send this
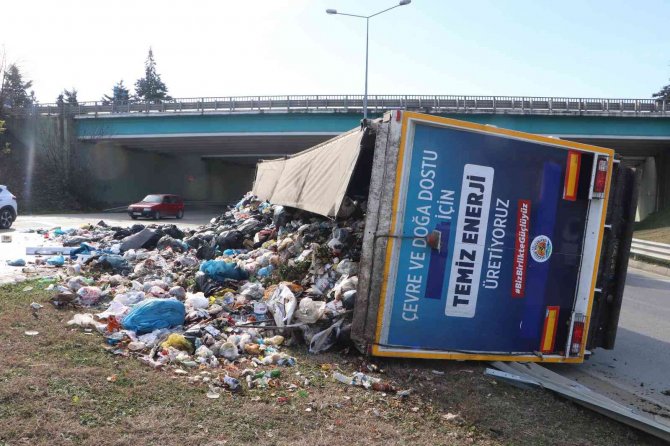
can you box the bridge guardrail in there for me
[10,95,669,117]
[630,238,670,264]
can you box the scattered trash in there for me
[35,191,363,395]
[24,330,39,336]
[7,259,26,267]
[30,302,43,319]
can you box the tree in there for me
[653,79,670,101]
[0,63,35,112]
[0,119,8,155]
[134,48,171,103]
[56,88,78,107]
[102,80,131,105]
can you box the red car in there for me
[127,194,184,220]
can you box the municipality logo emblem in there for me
[530,235,552,263]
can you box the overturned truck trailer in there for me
[253,111,637,363]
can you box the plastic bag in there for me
[218,341,239,360]
[122,299,185,334]
[199,260,249,282]
[333,276,358,299]
[169,286,186,300]
[295,297,326,324]
[96,300,130,319]
[77,286,102,306]
[185,292,209,309]
[67,313,106,331]
[113,291,145,306]
[46,255,65,267]
[6,259,26,267]
[67,276,88,292]
[161,333,194,353]
[336,259,358,276]
[257,265,273,278]
[97,254,129,272]
[137,328,171,347]
[69,243,95,259]
[309,319,344,354]
[239,282,265,300]
[266,284,296,328]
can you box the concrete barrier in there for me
[630,238,670,264]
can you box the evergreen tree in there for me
[134,48,171,103]
[102,80,131,105]
[0,64,35,110]
[653,78,670,101]
[57,88,78,106]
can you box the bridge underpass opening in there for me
[567,137,670,221]
[75,111,670,218]
[80,133,337,207]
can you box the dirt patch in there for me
[0,281,664,446]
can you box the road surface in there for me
[9,210,221,231]
[550,268,670,420]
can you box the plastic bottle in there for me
[332,372,352,385]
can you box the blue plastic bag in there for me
[70,243,96,259]
[46,255,65,266]
[257,265,274,278]
[122,299,185,334]
[200,260,249,282]
[7,259,26,267]
[98,254,129,272]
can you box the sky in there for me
[1,0,669,103]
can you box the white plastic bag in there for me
[266,284,296,328]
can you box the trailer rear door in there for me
[360,112,614,363]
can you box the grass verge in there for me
[0,280,664,446]
[635,208,670,244]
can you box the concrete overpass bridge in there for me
[32,95,670,215]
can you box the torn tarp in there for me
[252,128,366,217]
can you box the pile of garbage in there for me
[43,193,365,393]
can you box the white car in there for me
[0,185,18,229]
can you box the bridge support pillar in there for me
[656,151,670,215]
[636,156,658,221]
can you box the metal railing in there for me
[630,238,670,264]
[13,95,670,117]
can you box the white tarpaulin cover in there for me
[252,128,364,217]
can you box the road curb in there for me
[628,259,670,277]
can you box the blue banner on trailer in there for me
[374,113,612,360]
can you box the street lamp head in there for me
[399,0,411,5]
[326,8,337,14]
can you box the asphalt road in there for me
[550,268,670,418]
[9,210,221,231]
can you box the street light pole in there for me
[364,17,369,120]
[326,1,411,121]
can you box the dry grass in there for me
[0,281,664,446]
[634,227,670,245]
